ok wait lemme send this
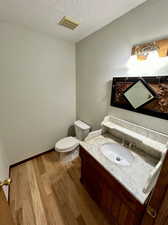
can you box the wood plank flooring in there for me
[10,151,111,225]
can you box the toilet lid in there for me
[55,136,79,152]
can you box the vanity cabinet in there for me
[80,147,146,225]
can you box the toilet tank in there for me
[74,120,90,141]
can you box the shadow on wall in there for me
[67,124,76,137]
[106,80,113,114]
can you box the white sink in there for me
[101,143,134,166]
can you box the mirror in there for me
[123,80,155,109]
[111,76,168,120]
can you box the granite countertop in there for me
[80,133,158,205]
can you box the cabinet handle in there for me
[147,206,157,218]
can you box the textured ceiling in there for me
[0,0,147,42]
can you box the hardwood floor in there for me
[10,151,110,225]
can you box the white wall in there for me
[0,22,76,165]
[76,0,168,134]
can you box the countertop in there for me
[80,133,158,204]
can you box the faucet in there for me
[129,142,136,149]
[121,136,125,146]
[129,142,133,149]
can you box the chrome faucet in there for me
[121,137,125,146]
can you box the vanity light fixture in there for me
[134,42,159,60]
[132,39,168,61]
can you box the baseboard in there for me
[8,148,55,202]
[10,148,55,168]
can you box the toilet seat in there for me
[55,136,79,152]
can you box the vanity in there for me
[79,116,168,225]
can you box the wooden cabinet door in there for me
[141,152,168,225]
[82,162,102,204]
[0,186,15,225]
[101,182,121,220]
[101,182,141,225]
[154,188,168,225]
[80,152,103,204]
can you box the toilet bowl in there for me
[55,120,90,161]
[55,136,79,152]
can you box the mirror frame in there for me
[111,76,168,120]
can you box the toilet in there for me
[55,120,90,162]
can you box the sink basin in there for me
[101,143,134,166]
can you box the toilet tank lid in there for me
[74,120,90,130]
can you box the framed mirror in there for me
[111,76,168,120]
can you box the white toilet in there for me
[55,120,90,162]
